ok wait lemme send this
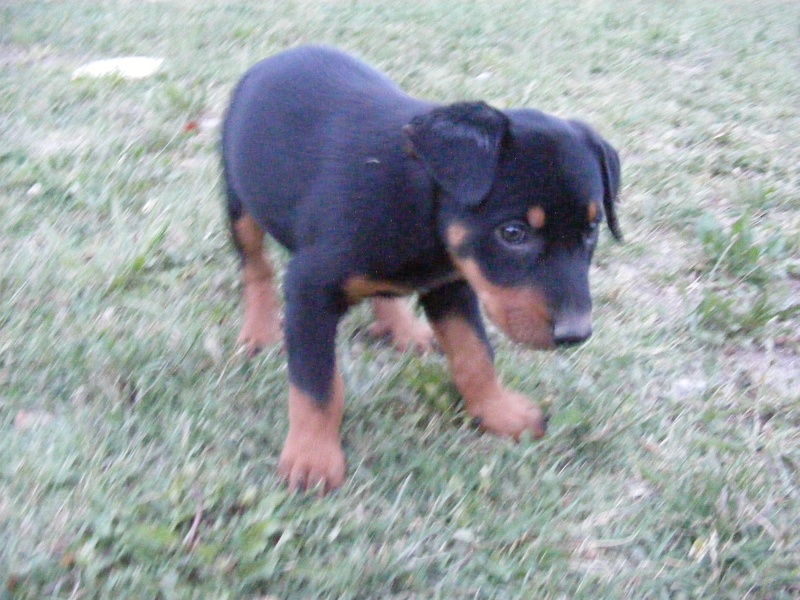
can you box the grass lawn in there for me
[2,0,799,597]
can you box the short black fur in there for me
[222,45,621,405]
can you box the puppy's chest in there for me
[344,254,460,304]
[388,256,460,292]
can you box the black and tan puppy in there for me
[222,45,621,493]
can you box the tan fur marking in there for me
[233,215,282,354]
[432,318,547,439]
[434,318,497,401]
[369,297,434,353]
[587,201,599,224]
[446,223,469,250]
[453,257,554,349]
[343,276,413,304]
[527,206,546,230]
[278,372,346,494]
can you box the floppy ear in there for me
[404,102,508,208]
[598,138,622,241]
[570,120,622,240]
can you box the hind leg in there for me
[231,213,282,356]
[369,297,434,353]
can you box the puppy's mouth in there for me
[479,291,555,350]
[452,256,555,350]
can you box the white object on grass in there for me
[72,57,164,80]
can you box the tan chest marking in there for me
[343,276,414,304]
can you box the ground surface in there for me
[1,0,799,598]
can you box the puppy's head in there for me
[405,102,621,349]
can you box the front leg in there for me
[278,256,348,493]
[420,281,547,440]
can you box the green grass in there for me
[2,0,799,597]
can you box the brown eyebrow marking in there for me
[527,206,546,229]
[446,223,469,249]
[587,201,599,224]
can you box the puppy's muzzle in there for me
[552,311,592,347]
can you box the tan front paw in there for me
[277,434,346,494]
[468,389,547,440]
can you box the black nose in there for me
[554,332,590,347]
[553,313,592,347]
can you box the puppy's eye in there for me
[583,221,599,246]
[496,221,531,246]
